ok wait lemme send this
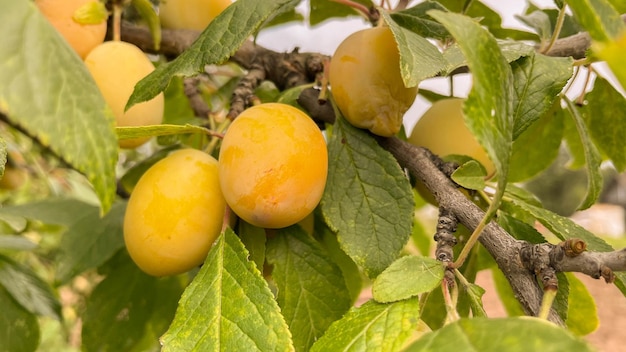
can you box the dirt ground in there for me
[476,271,626,351]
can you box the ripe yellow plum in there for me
[159,0,232,31]
[219,103,328,229]
[84,41,164,148]
[36,0,107,59]
[124,149,226,277]
[329,26,418,137]
[408,98,494,176]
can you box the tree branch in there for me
[118,19,626,325]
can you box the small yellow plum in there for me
[84,41,164,148]
[36,0,108,59]
[218,103,328,229]
[329,26,418,137]
[123,149,226,276]
[159,0,232,31]
[408,98,494,176]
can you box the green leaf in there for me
[0,1,117,213]
[117,123,215,141]
[237,220,267,272]
[0,254,61,320]
[127,0,300,110]
[509,101,564,182]
[321,116,414,278]
[0,235,37,251]
[584,77,626,171]
[511,54,572,139]
[131,0,161,50]
[309,0,372,26]
[382,11,446,87]
[404,317,593,351]
[491,268,525,317]
[318,222,363,303]
[429,10,514,212]
[372,256,444,303]
[0,198,96,226]
[266,226,352,352]
[0,285,39,352]
[515,10,553,41]
[463,282,487,318]
[442,41,534,75]
[565,273,599,336]
[82,253,185,352]
[118,145,180,194]
[563,98,603,210]
[161,229,294,351]
[389,1,450,40]
[310,298,421,352]
[436,0,537,40]
[562,108,587,169]
[55,202,126,283]
[0,138,6,179]
[72,0,108,24]
[592,34,626,92]
[451,160,487,190]
[567,0,625,42]
[497,212,546,244]
[509,199,613,252]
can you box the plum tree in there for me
[123,149,225,276]
[159,0,232,31]
[329,26,418,137]
[35,0,107,59]
[84,41,164,148]
[218,103,328,229]
[3,1,626,351]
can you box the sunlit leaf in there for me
[266,226,351,351]
[511,53,572,139]
[321,116,414,278]
[161,229,294,351]
[310,298,421,352]
[0,1,117,213]
[567,0,625,42]
[382,11,446,87]
[372,256,444,303]
[584,76,626,171]
[404,317,593,351]
[565,273,599,336]
[563,98,603,210]
[389,1,450,40]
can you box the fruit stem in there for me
[330,0,372,20]
[205,118,230,155]
[540,5,566,54]
[112,2,122,41]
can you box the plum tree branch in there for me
[118,20,626,325]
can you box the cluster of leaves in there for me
[1,0,626,351]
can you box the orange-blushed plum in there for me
[219,103,328,229]
[36,0,107,59]
[329,26,418,137]
[84,41,164,148]
[124,149,226,276]
[159,0,232,31]
[408,98,495,206]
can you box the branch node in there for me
[559,238,587,257]
[434,207,458,263]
